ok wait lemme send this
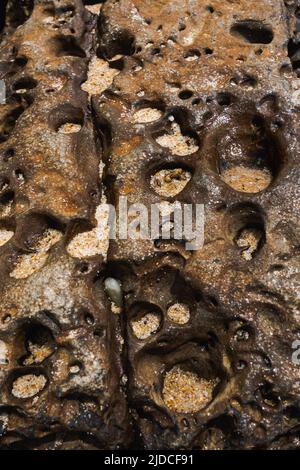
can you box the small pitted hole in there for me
[178,23,186,31]
[288,39,300,71]
[206,5,215,13]
[70,362,82,374]
[163,366,218,413]
[79,262,90,274]
[235,227,263,260]
[178,90,193,100]
[131,313,160,340]
[15,56,28,67]
[219,113,282,193]
[151,47,161,55]
[234,328,250,341]
[3,0,34,31]
[49,104,84,133]
[192,98,202,106]
[10,225,62,279]
[204,47,213,55]
[184,49,201,61]
[145,18,152,25]
[11,372,47,399]
[99,29,136,59]
[230,74,257,89]
[52,35,86,58]
[94,328,105,338]
[0,107,25,143]
[133,107,162,123]
[2,315,12,324]
[0,340,8,365]
[0,177,9,193]
[13,77,37,93]
[150,167,192,197]
[22,323,54,365]
[84,312,94,325]
[14,169,25,183]
[203,110,213,120]
[255,48,263,55]
[230,20,274,44]
[216,92,232,106]
[3,148,15,161]
[129,302,162,340]
[58,123,82,134]
[236,360,247,370]
[227,204,266,260]
[167,303,190,325]
[155,119,199,156]
[257,382,280,408]
[0,191,14,213]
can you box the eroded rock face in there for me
[0,0,299,451]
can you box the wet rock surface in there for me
[0,0,299,450]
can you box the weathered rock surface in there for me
[0,0,299,450]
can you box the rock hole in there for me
[11,370,47,399]
[1,0,34,34]
[150,165,192,197]
[129,302,162,340]
[133,105,163,123]
[0,107,25,143]
[226,203,266,260]
[163,365,219,413]
[20,322,55,366]
[98,28,136,60]
[230,20,274,44]
[288,39,300,73]
[10,219,62,279]
[52,35,86,58]
[49,104,84,133]
[153,113,199,156]
[2,148,15,161]
[218,113,283,193]
[167,303,190,325]
[13,77,38,94]
[184,49,201,61]
[14,56,28,67]
[216,92,232,106]
[178,90,193,100]
[0,190,14,217]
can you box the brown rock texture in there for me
[0,0,299,450]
